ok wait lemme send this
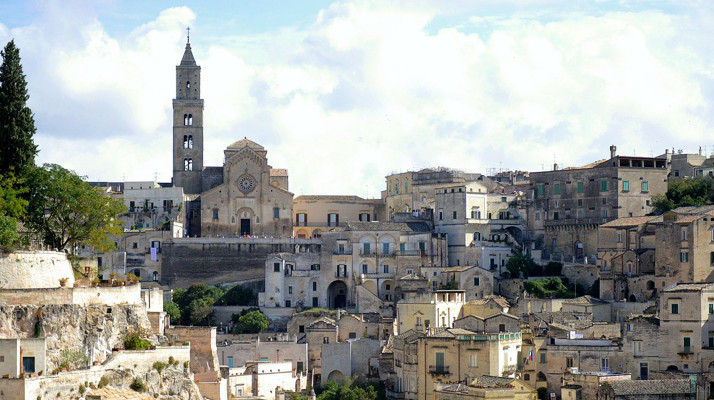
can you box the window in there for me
[601,209,608,218]
[383,265,389,273]
[132,242,138,249]
[285,300,291,307]
[186,81,190,89]
[634,341,642,356]
[617,232,622,243]
[553,212,559,220]
[404,179,408,193]
[540,353,546,363]
[566,357,573,368]
[323,337,329,344]
[600,180,608,192]
[535,212,540,221]
[672,303,679,314]
[537,184,544,197]
[601,358,610,372]
[406,268,413,275]
[642,181,648,192]
[474,277,480,286]
[363,243,371,254]
[682,228,687,241]
[349,332,357,339]
[453,211,457,219]
[311,264,320,271]
[213,208,219,220]
[623,180,629,192]
[359,213,370,221]
[469,354,478,367]
[554,183,560,195]
[473,232,481,241]
[471,209,481,219]
[382,242,390,254]
[577,199,583,207]
[299,325,305,333]
[681,251,689,263]
[438,210,443,220]
[709,303,713,314]
[386,284,391,291]
[577,182,583,193]
[184,158,193,171]
[227,356,233,368]
[312,297,318,307]
[711,251,714,265]
[274,263,280,272]
[296,213,307,226]
[22,357,35,373]
[362,264,368,274]
[328,213,339,227]
[416,317,422,327]
[683,336,691,353]
[499,323,506,332]
[395,180,399,194]
[288,286,293,294]
[419,242,426,251]
[273,207,280,219]
[312,282,317,291]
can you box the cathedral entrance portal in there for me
[240,219,251,236]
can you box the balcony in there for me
[428,365,450,375]
[360,273,394,280]
[678,346,693,355]
[332,249,353,255]
[360,250,377,256]
[335,271,348,279]
[399,250,426,257]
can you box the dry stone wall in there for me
[0,251,75,289]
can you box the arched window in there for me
[184,158,193,171]
[184,114,189,126]
[404,179,408,193]
[152,271,158,281]
[395,179,400,195]
[186,81,190,89]
[183,135,188,149]
[188,114,193,126]
[188,135,193,149]
[133,269,141,278]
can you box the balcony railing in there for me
[332,249,353,255]
[400,250,426,257]
[428,365,450,375]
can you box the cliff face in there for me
[0,303,152,369]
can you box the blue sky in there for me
[1,0,714,196]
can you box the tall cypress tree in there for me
[0,40,38,175]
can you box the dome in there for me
[226,137,265,151]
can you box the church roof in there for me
[227,138,265,151]
[180,42,196,66]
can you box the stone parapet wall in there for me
[0,251,74,289]
[0,285,142,306]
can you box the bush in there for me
[217,285,256,306]
[152,361,168,373]
[233,310,269,333]
[98,376,109,388]
[123,328,153,350]
[130,377,146,392]
[78,384,86,395]
[164,302,181,325]
[524,277,575,299]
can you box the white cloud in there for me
[3,1,714,196]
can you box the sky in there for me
[2,0,714,197]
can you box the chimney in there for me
[699,146,703,156]
[553,163,559,171]
[665,149,669,155]
[610,145,617,159]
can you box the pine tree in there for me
[0,40,38,175]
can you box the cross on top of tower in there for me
[186,26,191,44]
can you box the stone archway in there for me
[327,280,348,309]
[327,370,345,383]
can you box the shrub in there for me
[152,361,168,373]
[78,384,86,395]
[98,376,109,388]
[123,327,153,350]
[130,377,147,392]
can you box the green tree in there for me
[506,254,541,278]
[188,297,214,326]
[164,301,181,324]
[0,171,28,250]
[217,284,256,306]
[0,40,37,175]
[235,310,268,333]
[317,380,381,400]
[651,177,714,214]
[24,164,125,251]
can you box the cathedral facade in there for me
[172,37,293,237]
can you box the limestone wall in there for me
[0,285,142,306]
[0,251,74,289]
[166,326,219,374]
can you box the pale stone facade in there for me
[292,195,384,238]
[395,290,465,335]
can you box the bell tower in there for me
[172,27,204,194]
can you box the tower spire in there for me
[186,26,190,44]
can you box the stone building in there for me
[292,195,385,238]
[528,145,668,262]
[384,168,494,218]
[441,266,495,301]
[433,377,536,400]
[395,290,465,335]
[170,38,293,238]
[434,182,525,270]
[259,221,447,314]
[597,216,659,302]
[654,206,714,289]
